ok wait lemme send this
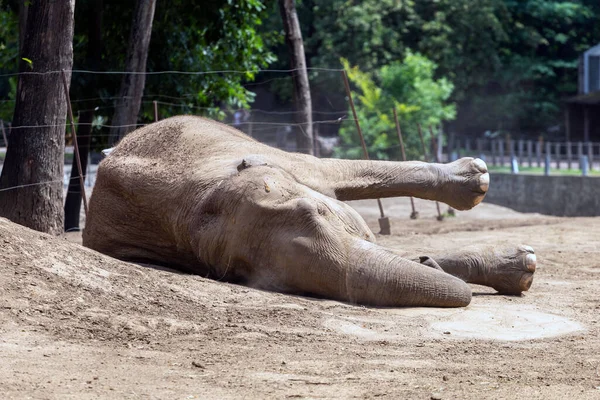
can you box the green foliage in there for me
[2,0,600,142]
[405,0,599,136]
[491,0,596,134]
[259,0,600,138]
[415,0,509,101]
[256,0,420,111]
[305,0,418,71]
[144,0,277,119]
[0,0,277,132]
[335,53,456,160]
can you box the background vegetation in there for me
[0,0,599,155]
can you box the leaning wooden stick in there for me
[417,123,429,161]
[418,124,443,220]
[341,70,390,235]
[0,120,7,148]
[392,108,418,219]
[428,125,445,221]
[61,69,88,217]
[153,100,159,122]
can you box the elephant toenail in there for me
[473,158,488,173]
[522,245,534,253]
[479,173,490,192]
[526,254,536,272]
[520,274,533,291]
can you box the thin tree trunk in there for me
[278,0,314,155]
[109,0,156,144]
[64,0,104,232]
[0,0,75,235]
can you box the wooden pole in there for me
[588,142,594,171]
[392,108,418,219]
[417,124,427,161]
[583,106,590,143]
[153,100,159,122]
[428,125,444,221]
[0,120,7,147]
[341,70,389,234]
[518,139,524,166]
[545,141,551,171]
[61,69,88,217]
[341,71,368,159]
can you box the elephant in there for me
[83,116,536,308]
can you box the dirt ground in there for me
[1,197,599,399]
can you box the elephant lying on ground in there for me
[83,116,536,307]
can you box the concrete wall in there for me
[484,173,600,217]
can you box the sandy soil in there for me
[1,198,599,399]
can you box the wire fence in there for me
[0,67,355,150]
[0,67,351,201]
[0,67,598,202]
[0,67,345,79]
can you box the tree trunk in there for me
[109,0,156,144]
[0,0,75,235]
[278,0,314,155]
[64,0,104,232]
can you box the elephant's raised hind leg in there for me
[418,245,537,294]
[303,157,490,210]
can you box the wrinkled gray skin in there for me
[83,116,536,308]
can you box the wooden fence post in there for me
[392,108,418,219]
[517,139,523,166]
[429,125,445,221]
[342,70,389,234]
[61,69,88,217]
[554,142,561,169]
[566,141,572,170]
[527,140,533,168]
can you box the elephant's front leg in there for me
[419,245,537,294]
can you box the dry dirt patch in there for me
[1,199,599,399]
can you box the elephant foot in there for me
[441,158,489,211]
[430,245,537,295]
[481,245,537,295]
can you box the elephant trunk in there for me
[341,240,472,308]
